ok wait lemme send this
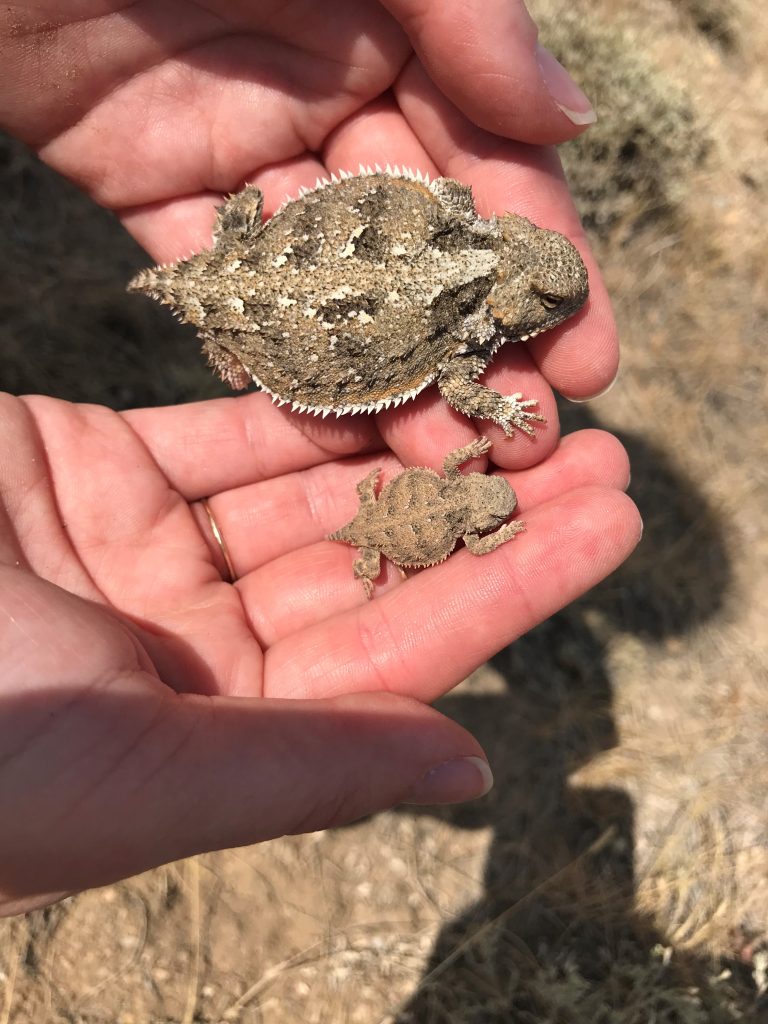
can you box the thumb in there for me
[383,0,596,143]
[0,685,491,913]
[173,691,493,848]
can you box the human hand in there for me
[0,392,639,915]
[0,0,613,471]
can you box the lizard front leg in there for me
[438,354,545,437]
[464,520,526,555]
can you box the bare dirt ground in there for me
[1,0,767,1020]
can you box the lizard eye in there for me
[538,292,562,310]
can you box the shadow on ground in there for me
[391,403,758,1021]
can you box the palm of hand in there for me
[3,395,260,695]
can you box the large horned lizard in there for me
[329,436,524,598]
[129,168,588,436]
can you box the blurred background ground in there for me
[2,0,768,1020]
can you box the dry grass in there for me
[2,0,768,1019]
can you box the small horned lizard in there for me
[129,168,588,437]
[328,436,524,598]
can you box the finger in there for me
[0,687,491,909]
[501,428,630,498]
[122,392,382,502]
[19,396,265,697]
[395,60,619,400]
[323,94,439,178]
[263,487,641,699]
[382,0,595,142]
[236,434,632,645]
[248,155,333,218]
[121,154,332,263]
[0,396,48,571]
[121,191,225,265]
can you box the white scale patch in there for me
[326,284,356,301]
[339,224,366,258]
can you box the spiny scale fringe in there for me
[258,373,435,417]
[272,166,433,218]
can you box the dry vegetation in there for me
[1,0,768,1020]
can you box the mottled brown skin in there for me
[329,437,525,598]
[129,170,589,437]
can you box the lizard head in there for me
[486,214,589,340]
[460,474,519,534]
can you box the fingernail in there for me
[565,372,619,403]
[404,756,494,806]
[536,44,597,127]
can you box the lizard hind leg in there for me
[442,436,492,478]
[352,546,383,599]
[355,468,380,507]
[213,185,265,245]
[202,339,253,390]
[464,520,526,555]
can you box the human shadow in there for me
[393,403,759,1020]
